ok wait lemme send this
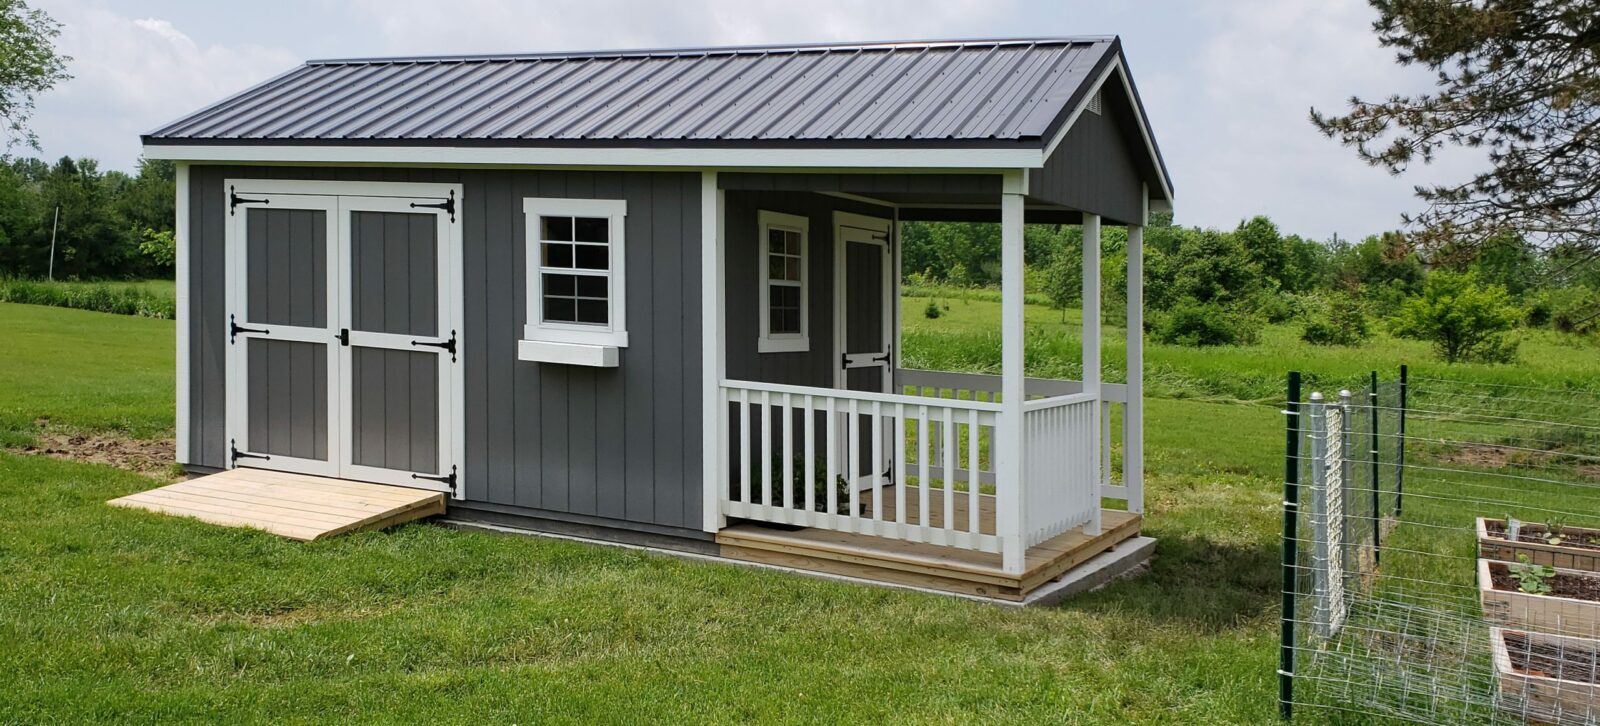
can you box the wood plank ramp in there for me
[717,510,1142,601]
[108,468,445,541]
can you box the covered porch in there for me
[699,168,1154,596]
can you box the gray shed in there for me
[144,37,1173,599]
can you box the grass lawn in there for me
[1,292,1596,722]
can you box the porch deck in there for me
[109,468,445,541]
[717,509,1141,601]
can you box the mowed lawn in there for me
[19,293,1574,722]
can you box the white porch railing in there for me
[719,379,1004,552]
[718,372,1113,561]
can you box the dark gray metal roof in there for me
[145,37,1125,148]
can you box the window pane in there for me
[768,228,785,253]
[543,273,576,297]
[576,299,608,325]
[542,216,573,242]
[574,244,609,270]
[768,255,786,280]
[575,275,608,298]
[543,242,574,268]
[769,307,786,334]
[784,230,801,256]
[543,296,577,323]
[785,257,801,282]
[574,216,608,243]
[782,308,801,334]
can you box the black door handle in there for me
[410,329,457,362]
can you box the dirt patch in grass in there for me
[20,431,177,478]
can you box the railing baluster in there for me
[825,396,838,519]
[917,405,929,536]
[894,403,907,532]
[804,394,816,519]
[761,390,772,508]
[782,392,794,517]
[942,406,955,543]
[739,388,751,506]
[968,409,980,540]
[848,397,860,528]
[871,400,883,527]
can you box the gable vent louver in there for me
[1087,90,1103,115]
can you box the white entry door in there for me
[225,180,463,494]
[833,212,894,484]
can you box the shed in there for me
[143,37,1174,600]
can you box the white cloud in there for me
[31,1,298,169]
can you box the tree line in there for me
[902,215,1600,363]
[0,156,176,280]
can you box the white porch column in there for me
[1082,212,1103,535]
[700,171,727,533]
[175,162,190,466]
[998,172,1028,574]
[1125,193,1146,514]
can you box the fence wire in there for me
[1283,370,1600,725]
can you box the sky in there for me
[29,0,1481,241]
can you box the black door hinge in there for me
[410,190,456,222]
[229,314,269,343]
[229,186,269,216]
[230,439,270,464]
[410,329,457,362]
[412,464,457,490]
[337,328,349,346]
[869,345,892,365]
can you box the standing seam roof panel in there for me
[145,38,1128,145]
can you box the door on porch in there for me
[834,212,894,481]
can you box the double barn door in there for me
[224,180,461,492]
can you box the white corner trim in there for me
[756,209,810,354]
[142,143,1045,170]
[174,162,190,465]
[517,339,620,367]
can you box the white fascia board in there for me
[142,143,1044,170]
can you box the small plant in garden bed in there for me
[1486,517,1600,552]
[1511,555,1555,595]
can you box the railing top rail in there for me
[894,368,1128,403]
[721,378,1005,412]
[1021,391,1097,411]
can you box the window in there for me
[522,198,628,354]
[758,210,809,353]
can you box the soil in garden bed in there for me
[1486,520,1600,552]
[1491,562,1600,601]
[1504,631,1600,684]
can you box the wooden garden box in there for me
[1479,518,1600,573]
[1480,558,1600,638]
[1491,627,1600,721]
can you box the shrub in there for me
[923,301,942,319]
[1527,287,1599,334]
[1390,271,1520,363]
[1300,294,1371,346]
[1152,299,1262,347]
[0,278,175,319]
[1250,290,1299,324]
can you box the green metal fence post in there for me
[1370,371,1380,566]
[1280,371,1302,720]
[1397,365,1407,517]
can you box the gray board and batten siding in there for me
[185,165,705,534]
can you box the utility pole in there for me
[48,205,59,281]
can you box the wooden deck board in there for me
[109,469,445,541]
[716,510,1142,601]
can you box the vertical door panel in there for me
[246,338,329,460]
[350,347,439,474]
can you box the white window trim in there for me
[521,197,629,356]
[757,209,810,353]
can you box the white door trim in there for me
[831,210,894,392]
[223,178,466,497]
[223,191,342,477]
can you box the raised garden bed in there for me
[1480,518,1600,573]
[1491,627,1600,720]
[1480,558,1600,637]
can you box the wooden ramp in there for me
[109,468,445,541]
[717,510,1142,601]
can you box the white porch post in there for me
[700,171,726,533]
[998,171,1027,574]
[1081,212,1103,535]
[174,162,190,466]
[1124,186,1146,514]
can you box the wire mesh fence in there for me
[1282,368,1600,724]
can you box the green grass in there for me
[2,287,1597,722]
[0,278,176,319]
